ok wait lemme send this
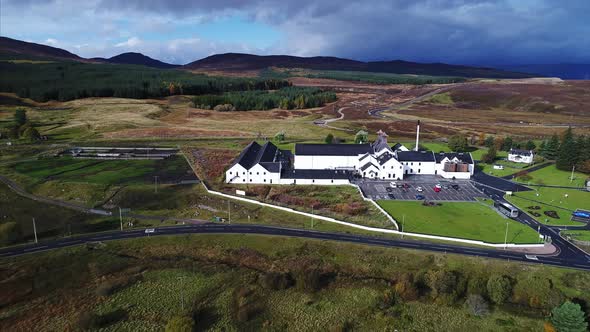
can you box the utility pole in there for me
[154,176,159,194]
[538,225,541,243]
[119,207,123,231]
[570,165,575,183]
[311,206,314,229]
[32,218,38,244]
[504,221,509,250]
[228,200,231,224]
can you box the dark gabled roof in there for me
[434,152,474,164]
[360,162,379,171]
[377,152,396,165]
[509,149,533,156]
[256,141,278,163]
[295,143,372,156]
[259,162,281,173]
[392,143,403,151]
[232,141,262,169]
[231,141,282,170]
[359,153,371,162]
[396,151,435,162]
[281,169,352,179]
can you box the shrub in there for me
[296,268,322,293]
[261,272,293,290]
[394,273,419,301]
[550,301,588,332]
[487,275,512,305]
[165,315,195,332]
[466,276,488,297]
[464,294,490,316]
[0,222,22,246]
[426,270,459,300]
[213,104,236,112]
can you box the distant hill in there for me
[92,52,179,69]
[185,53,534,79]
[0,37,178,69]
[493,64,590,80]
[0,36,83,61]
[1,37,537,78]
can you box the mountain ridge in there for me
[1,36,536,78]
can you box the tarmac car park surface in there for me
[358,176,485,201]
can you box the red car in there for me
[434,186,441,192]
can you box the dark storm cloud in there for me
[2,0,589,65]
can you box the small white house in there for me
[508,149,534,164]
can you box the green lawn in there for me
[561,230,590,242]
[471,148,508,161]
[514,164,588,187]
[506,187,590,226]
[377,200,540,244]
[9,155,194,185]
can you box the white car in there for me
[145,228,155,234]
[435,184,442,189]
[390,182,397,188]
[416,186,424,192]
[493,165,504,170]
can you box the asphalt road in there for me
[1,224,589,271]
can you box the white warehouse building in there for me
[225,125,474,185]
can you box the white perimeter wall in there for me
[295,155,359,169]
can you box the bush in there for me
[487,275,512,305]
[464,294,490,316]
[213,104,236,112]
[394,273,419,301]
[296,268,322,293]
[261,272,293,290]
[165,315,195,332]
[551,301,588,332]
[22,126,41,141]
[0,222,21,246]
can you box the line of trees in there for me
[0,109,41,141]
[191,87,337,111]
[0,61,291,102]
[478,129,589,173]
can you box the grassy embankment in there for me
[378,200,540,244]
[2,234,588,331]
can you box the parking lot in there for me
[358,176,485,201]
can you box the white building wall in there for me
[226,164,280,184]
[508,153,534,164]
[401,161,436,176]
[278,178,350,185]
[295,155,360,169]
[377,158,404,180]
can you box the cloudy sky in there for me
[1,0,589,65]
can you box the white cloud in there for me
[115,37,142,48]
[45,38,59,46]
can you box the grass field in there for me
[561,230,590,242]
[9,155,194,185]
[506,187,589,226]
[4,234,588,331]
[377,200,540,244]
[514,164,588,187]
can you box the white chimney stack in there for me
[415,120,420,151]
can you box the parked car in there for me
[416,186,424,192]
[403,183,409,189]
[386,187,394,192]
[442,184,450,189]
[396,183,404,188]
[415,194,425,200]
[388,193,395,199]
[435,184,442,189]
[390,182,397,188]
[451,184,460,190]
[434,186,441,192]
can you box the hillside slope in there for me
[186,53,534,78]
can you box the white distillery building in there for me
[225,125,474,185]
[507,149,534,164]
